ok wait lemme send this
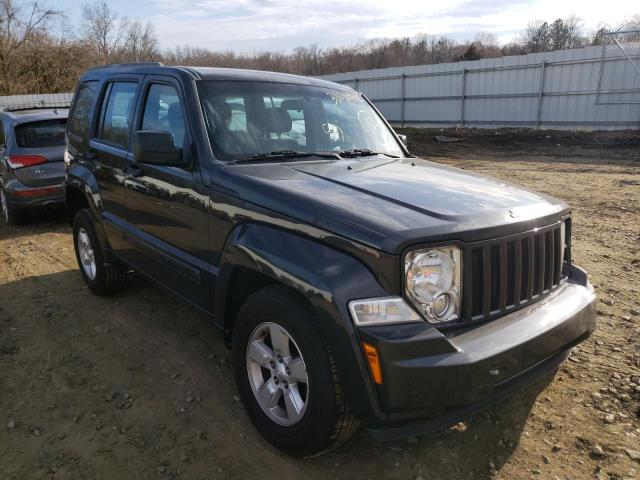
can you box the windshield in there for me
[197,81,404,161]
[15,119,67,148]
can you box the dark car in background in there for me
[0,107,68,225]
[64,64,596,457]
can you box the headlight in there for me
[348,297,421,326]
[405,246,462,324]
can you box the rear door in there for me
[89,77,141,232]
[123,75,210,307]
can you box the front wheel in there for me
[232,285,359,457]
[72,209,127,295]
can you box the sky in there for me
[55,0,639,52]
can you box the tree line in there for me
[0,0,638,96]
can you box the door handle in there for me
[125,165,144,178]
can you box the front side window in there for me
[198,81,403,161]
[141,83,186,148]
[0,120,5,146]
[99,82,137,147]
[68,81,99,138]
[15,119,67,148]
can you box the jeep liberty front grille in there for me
[461,219,571,323]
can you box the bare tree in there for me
[81,0,128,62]
[0,0,60,94]
[474,32,501,58]
[123,19,157,62]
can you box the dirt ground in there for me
[1,128,640,480]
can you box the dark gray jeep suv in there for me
[64,63,596,456]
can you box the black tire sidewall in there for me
[232,287,339,456]
[1,188,19,226]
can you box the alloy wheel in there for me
[76,227,97,280]
[246,321,309,426]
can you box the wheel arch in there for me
[214,222,390,423]
[64,165,110,252]
[64,164,101,224]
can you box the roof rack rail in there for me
[87,62,165,71]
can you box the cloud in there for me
[147,0,640,52]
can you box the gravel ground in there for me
[1,128,639,479]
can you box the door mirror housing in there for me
[397,134,408,147]
[133,131,185,166]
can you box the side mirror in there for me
[397,134,408,147]
[133,131,185,166]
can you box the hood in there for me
[221,157,568,253]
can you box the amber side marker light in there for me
[363,342,383,385]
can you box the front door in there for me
[123,76,210,308]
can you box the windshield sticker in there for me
[326,89,360,105]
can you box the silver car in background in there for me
[0,107,68,225]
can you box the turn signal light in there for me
[6,155,48,169]
[363,342,382,385]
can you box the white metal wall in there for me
[0,93,73,110]
[322,46,640,130]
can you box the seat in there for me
[263,107,292,135]
[167,103,185,148]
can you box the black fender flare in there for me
[64,164,110,252]
[214,222,390,422]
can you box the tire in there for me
[1,188,21,226]
[232,285,359,457]
[72,209,127,295]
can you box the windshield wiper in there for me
[230,150,341,164]
[336,148,399,158]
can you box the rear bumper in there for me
[357,266,596,438]
[5,180,64,211]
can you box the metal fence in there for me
[322,45,640,130]
[597,29,640,104]
[0,93,73,111]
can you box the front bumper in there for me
[357,266,596,439]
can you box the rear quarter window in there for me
[15,119,67,148]
[68,81,99,139]
[98,82,138,148]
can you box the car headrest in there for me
[263,107,292,134]
[280,99,302,111]
[167,103,183,130]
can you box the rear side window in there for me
[68,81,99,138]
[15,119,67,148]
[98,82,137,148]
[141,84,186,147]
